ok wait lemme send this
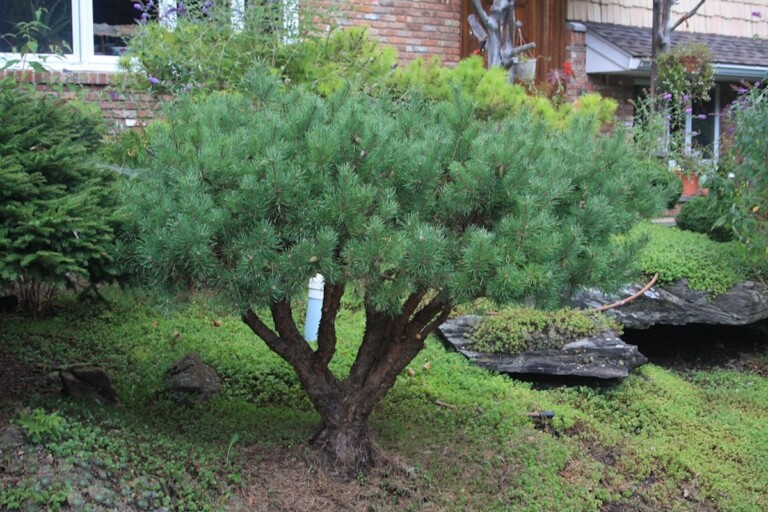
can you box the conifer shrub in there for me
[676,196,733,242]
[118,67,665,469]
[0,79,117,314]
[386,56,618,127]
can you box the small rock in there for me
[1,425,25,448]
[163,353,221,405]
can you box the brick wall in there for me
[564,25,636,123]
[1,70,159,131]
[338,0,463,64]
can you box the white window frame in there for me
[1,0,297,73]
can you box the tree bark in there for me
[467,0,535,81]
[241,287,452,475]
[651,0,706,96]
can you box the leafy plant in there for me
[468,307,622,354]
[676,195,733,242]
[708,83,768,262]
[282,27,397,96]
[15,408,68,444]
[120,0,345,94]
[644,159,683,208]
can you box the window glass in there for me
[691,93,716,152]
[0,0,73,53]
[93,0,148,56]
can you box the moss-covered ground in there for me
[1,285,766,511]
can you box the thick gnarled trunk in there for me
[241,287,451,474]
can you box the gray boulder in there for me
[163,353,221,405]
[570,279,768,329]
[438,316,647,379]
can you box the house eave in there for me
[586,31,768,81]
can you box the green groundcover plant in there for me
[1,288,767,511]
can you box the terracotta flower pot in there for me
[677,171,700,196]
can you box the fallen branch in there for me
[592,273,660,312]
[435,399,457,410]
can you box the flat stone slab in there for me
[438,316,647,379]
[570,279,768,330]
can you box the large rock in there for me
[60,366,120,404]
[438,316,647,379]
[570,279,768,329]
[163,353,221,405]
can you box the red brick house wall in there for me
[564,25,635,122]
[338,0,464,65]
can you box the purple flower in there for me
[148,75,160,85]
[662,92,673,101]
[110,91,120,100]
[147,0,154,7]
[183,83,191,93]
[133,2,142,10]
[752,11,762,18]
[738,86,748,94]
[682,93,691,102]
[140,11,148,21]
[684,107,692,114]
[696,113,707,120]
[756,81,762,88]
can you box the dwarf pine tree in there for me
[120,68,664,472]
[0,80,116,313]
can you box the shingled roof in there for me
[583,22,768,67]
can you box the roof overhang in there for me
[584,28,768,81]
[585,31,650,76]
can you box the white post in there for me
[303,274,324,342]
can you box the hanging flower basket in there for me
[680,55,700,74]
[513,59,536,82]
[656,42,714,102]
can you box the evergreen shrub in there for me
[387,56,618,127]
[676,196,733,242]
[0,79,117,313]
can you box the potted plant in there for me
[512,54,536,82]
[656,42,714,102]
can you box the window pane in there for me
[692,93,716,153]
[93,0,149,56]
[0,0,73,53]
